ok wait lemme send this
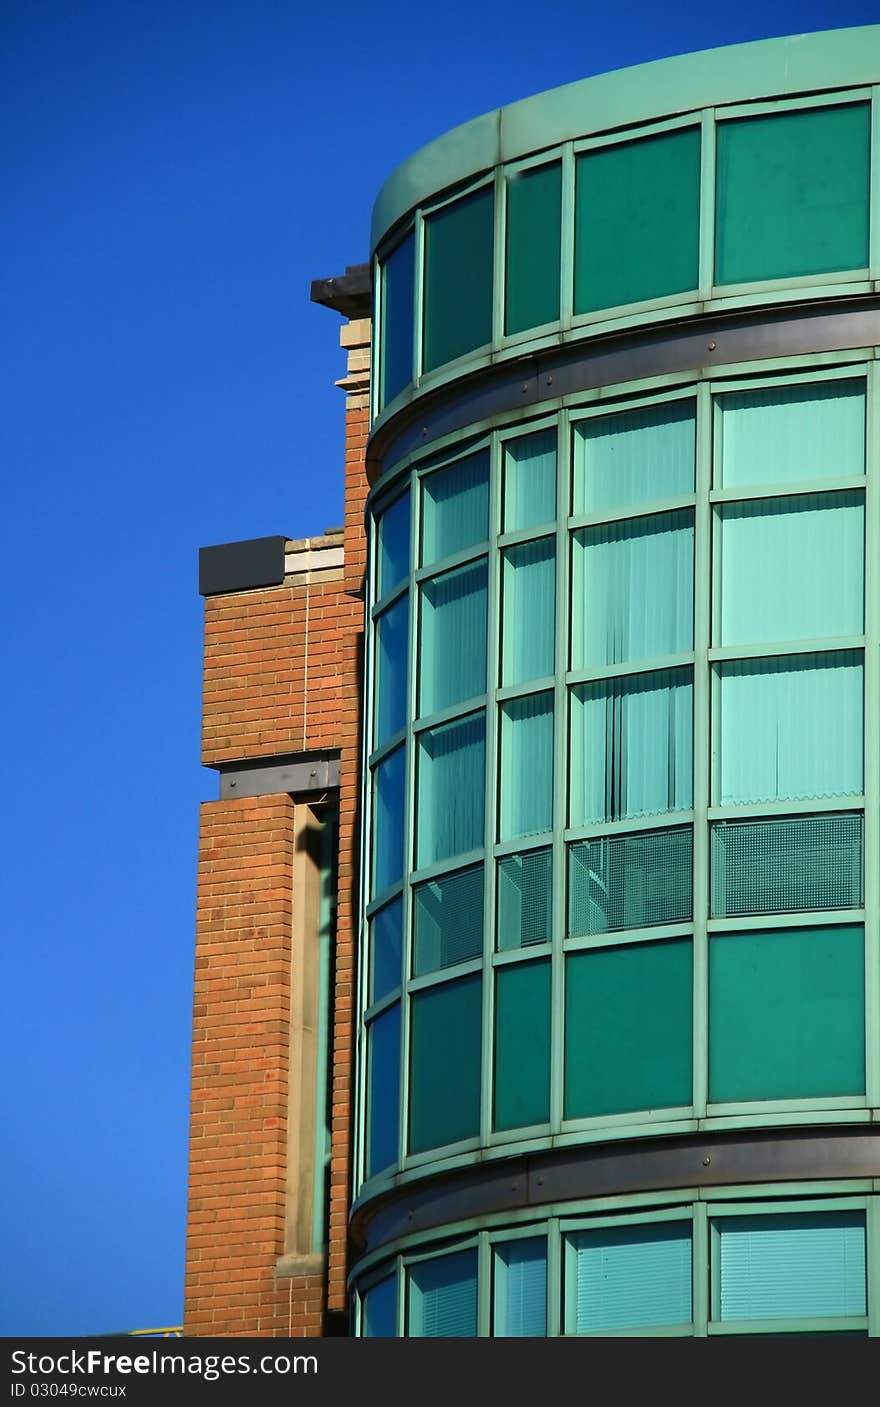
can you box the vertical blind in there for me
[494,1238,548,1336]
[717,652,863,805]
[714,1212,867,1321]
[567,1222,693,1332]
[409,1249,479,1337]
[420,561,487,714]
[417,712,486,867]
[716,492,863,646]
[421,451,489,566]
[573,400,695,515]
[502,539,555,684]
[571,668,693,824]
[573,510,694,667]
[716,379,865,489]
[503,429,557,531]
[376,490,410,598]
[500,692,554,839]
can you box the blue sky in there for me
[2,0,878,1338]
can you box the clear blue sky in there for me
[2,0,877,1338]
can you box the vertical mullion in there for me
[693,381,712,1120]
[478,1230,491,1337]
[492,168,505,348]
[870,89,880,281]
[481,437,502,1145]
[698,110,716,298]
[413,210,425,386]
[693,1201,709,1336]
[547,1218,562,1337]
[868,1188,880,1338]
[370,252,381,421]
[356,518,379,1192]
[559,142,575,333]
[864,360,879,1107]
[551,412,570,1133]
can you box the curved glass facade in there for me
[355,29,880,1335]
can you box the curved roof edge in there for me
[371,25,880,252]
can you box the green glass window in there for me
[374,595,409,747]
[366,1002,400,1178]
[505,162,561,335]
[419,561,487,715]
[503,429,556,532]
[570,667,693,825]
[362,1273,397,1337]
[716,378,866,489]
[421,451,489,566]
[572,510,694,668]
[709,925,865,1103]
[416,712,485,868]
[499,691,554,840]
[717,652,863,806]
[715,104,870,285]
[710,813,864,920]
[409,974,482,1154]
[566,1222,693,1333]
[564,939,693,1118]
[370,896,402,1004]
[372,744,405,896]
[501,539,555,685]
[413,864,483,976]
[716,492,863,647]
[575,127,701,314]
[409,1249,478,1337]
[494,958,551,1130]
[573,400,695,514]
[569,826,693,937]
[379,232,415,409]
[376,491,410,599]
[713,1213,867,1321]
[494,1239,548,1337]
[423,186,494,372]
[497,847,552,951]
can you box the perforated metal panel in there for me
[497,848,552,950]
[711,813,863,918]
[413,864,484,975]
[568,827,692,936]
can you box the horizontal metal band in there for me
[367,296,880,488]
[350,1124,880,1264]
[217,753,340,799]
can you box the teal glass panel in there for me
[568,1223,692,1332]
[573,400,695,514]
[370,895,402,1004]
[423,186,494,372]
[564,939,693,1118]
[715,104,870,285]
[572,510,693,669]
[569,826,693,937]
[367,1002,400,1177]
[374,594,409,747]
[503,429,557,532]
[363,1273,397,1337]
[715,1213,866,1321]
[710,813,864,919]
[409,1249,478,1337]
[421,451,489,566]
[409,974,482,1154]
[494,958,551,1130]
[416,712,485,867]
[499,691,553,840]
[717,379,866,489]
[575,127,701,313]
[570,668,693,825]
[380,232,415,409]
[372,744,405,896]
[505,162,562,335]
[413,864,483,976]
[376,491,410,598]
[709,925,865,1102]
[501,539,555,685]
[419,561,487,715]
[717,652,863,805]
[717,492,863,646]
[494,1239,548,1337]
[497,847,552,951]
